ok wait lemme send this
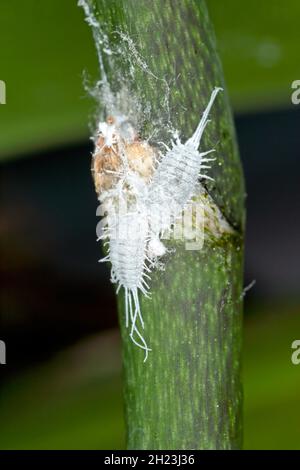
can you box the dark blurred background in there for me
[0,0,299,450]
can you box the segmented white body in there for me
[148,87,222,237]
[101,205,151,361]
[97,87,222,361]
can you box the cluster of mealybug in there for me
[92,87,222,361]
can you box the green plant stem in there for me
[85,0,245,450]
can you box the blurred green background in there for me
[0,0,299,450]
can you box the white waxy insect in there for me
[94,116,155,361]
[148,87,222,240]
[100,203,152,361]
[93,87,222,361]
